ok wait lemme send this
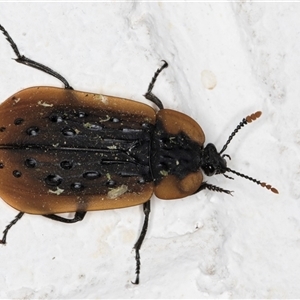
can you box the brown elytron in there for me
[0,87,157,214]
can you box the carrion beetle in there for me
[0,24,278,284]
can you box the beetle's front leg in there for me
[132,200,151,285]
[196,182,233,195]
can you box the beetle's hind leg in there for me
[144,61,168,109]
[0,212,24,244]
[43,211,86,223]
[132,200,151,284]
[0,24,73,90]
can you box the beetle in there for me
[0,24,278,284]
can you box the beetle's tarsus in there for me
[43,211,86,223]
[131,274,139,285]
[147,61,168,94]
[144,60,168,110]
[0,212,24,244]
[132,249,141,285]
[197,182,233,195]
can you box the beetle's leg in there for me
[43,211,86,223]
[0,24,73,90]
[0,212,24,244]
[132,200,151,284]
[144,61,168,109]
[196,182,233,195]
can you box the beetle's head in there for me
[202,143,227,176]
[201,111,278,194]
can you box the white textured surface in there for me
[0,3,299,298]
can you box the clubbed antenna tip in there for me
[260,182,279,194]
[220,111,262,155]
[246,111,262,123]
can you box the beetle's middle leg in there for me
[0,24,73,90]
[144,61,168,109]
[43,211,86,223]
[132,200,151,285]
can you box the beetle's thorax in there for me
[150,117,204,199]
[151,122,202,182]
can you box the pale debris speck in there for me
[38,100,53,107]
[201,70,217,90]
[48,187,64,195]
[107,145,117,150]
[95,94,108,104]
[99,115,110,123]
[160,170,168,176]
[107,185,128,199]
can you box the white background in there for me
[0,2,299,298]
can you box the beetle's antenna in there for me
[219,111,262,155]
[226,167,278,194]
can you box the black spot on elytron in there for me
[45,174,63,186]
[13,170,22,178]
[14,118,24,125]
[49,112,63,123]
[83,171,101,180]
[106,180,116,187]
[0,127,6,132]
[62,127,76,137]
[26,126,39,136]
[60,160,73,170]
[71,182,84,191]
[111,117,119,123]
[25,158,37,168]
[0,162,4,169]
